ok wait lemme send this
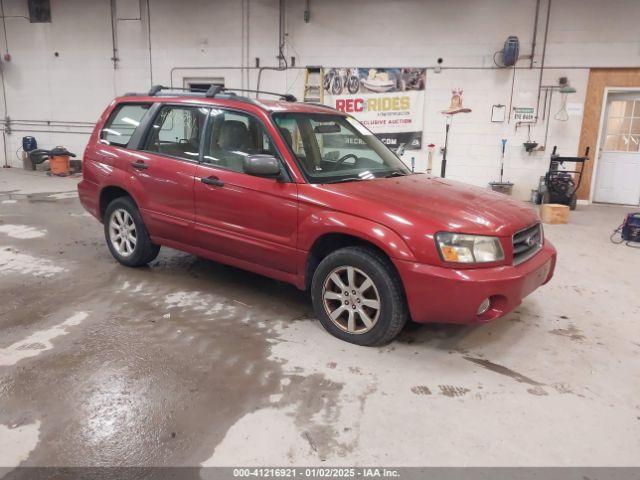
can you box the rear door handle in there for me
[131,161,148,170]
[201,176,224,187]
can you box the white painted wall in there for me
[1,0,639,200]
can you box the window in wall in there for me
[185,78,225,93]
[28,0,51,23]
[100,104,151,147]
[145,106,209,161]
[203,109,280,173]
[603,100,640,152]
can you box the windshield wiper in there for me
[324,177,365,184]
[384,170,409,178]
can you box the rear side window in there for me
[100,104,150,147]
[144,106,208,161]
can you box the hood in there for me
[309,174,539,237]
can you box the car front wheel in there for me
[311,246,407,346]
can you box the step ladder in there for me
[303,66,324,103]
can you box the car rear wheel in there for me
[311,246,407,346]
[104,196,160,267]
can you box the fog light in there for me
[477,298,491,315]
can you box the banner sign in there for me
[323,68,426,150]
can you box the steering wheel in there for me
[332,153,359,171]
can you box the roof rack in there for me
[145,85,296,102]
[224,88,297,102]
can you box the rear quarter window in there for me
[100,104,151,147]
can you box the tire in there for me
[104,196,160,267]
[311,246,407,346]
[347,76,360,94]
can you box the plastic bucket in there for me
[50,155,70,176]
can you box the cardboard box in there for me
[540,203,570,224]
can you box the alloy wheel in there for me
[322,266,381,334]
[109,208,137,257]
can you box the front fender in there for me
[298,209,417,262]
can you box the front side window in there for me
[203,109,281,173]
[273,113,409,184]
[144,106,208,161]
[100,103,150,147]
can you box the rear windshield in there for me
[101,104,151,147]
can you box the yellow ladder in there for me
[303,66,324,104]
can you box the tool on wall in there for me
[489,139,514,195]
[610,213,640,247]
[523,124,538,153]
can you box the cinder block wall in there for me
[1,0,638,200]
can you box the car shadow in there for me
[140,249,523,349]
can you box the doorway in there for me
[593,91,640,205]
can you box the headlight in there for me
[436,232,505,264]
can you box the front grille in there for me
[512,223,543,265]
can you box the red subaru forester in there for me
[78,86,556,346]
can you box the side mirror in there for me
[243,155,281,178]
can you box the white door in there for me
[594,93,640,205]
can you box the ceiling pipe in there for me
[278,0,287,69]
[109,0,119,69]
[534,0,552,121]
[529,0,541,69]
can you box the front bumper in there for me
[395,241,557,324]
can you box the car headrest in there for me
[219,120,250,151]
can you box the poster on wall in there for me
[323,68,426,150]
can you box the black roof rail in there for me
[148,84,164,95]
[143,85,297,103]
[147,85,212,96]
[223,88,297,102]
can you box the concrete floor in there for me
[0,167,639,468]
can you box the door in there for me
[132,104,208,242]
[193,108,299,274]
[594,93,640,205]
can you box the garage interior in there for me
[0,0,639,474]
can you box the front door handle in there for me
[131,161,148,170]
[201,176,224,187]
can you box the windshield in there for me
[272,113,411,184]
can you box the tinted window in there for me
[203,109,281,173]
[145,106,208,161]
[101,104,150,147]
